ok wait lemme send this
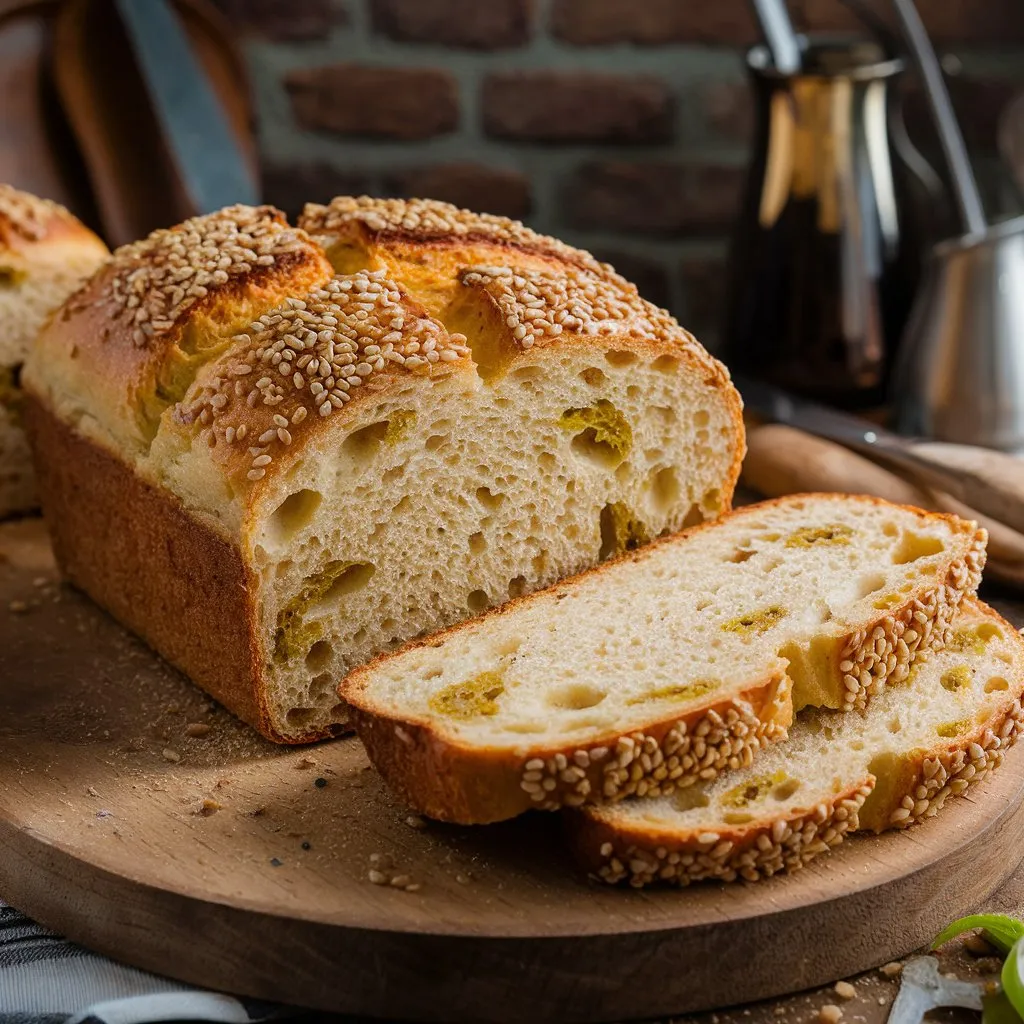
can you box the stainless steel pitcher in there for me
[891,215,1024,451]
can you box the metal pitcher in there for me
[891,215,1024,451]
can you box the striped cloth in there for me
[0,901,290,1024]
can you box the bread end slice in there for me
[347,665,793,825]
[568,777,874,887]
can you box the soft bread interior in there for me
[347,497,977,747]
[248,344,735,738]
[591,601,1022,842]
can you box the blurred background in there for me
[2,0,1021,347]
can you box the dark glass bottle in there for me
[722,38,941,409]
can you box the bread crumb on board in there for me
[880,961,903,978]
[833,980,856,1001]
[162,748,181,763]
[185,722,211,737]
[818,1004,842,1024]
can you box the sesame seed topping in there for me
[100,205,316,348]
[299,195,606,274]
[178,269,470,485]
[0,183,74,242]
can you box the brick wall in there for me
[216,0,1024,343]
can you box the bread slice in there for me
[23,199,743,743]
[0,185,108,517]
[342,495,986,824]
[570,600,1024,886]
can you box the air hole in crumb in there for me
[701,488,722,514]
[343,420,392,461]
[850,739,865,751]
[579,367,607,386]
[605,350,637,368]
[476,486,504,510]
[305,640,333,673]
[309,671,334,702]
[650,465,680,514]
[724,811,754,824]
[856,573,887,599]
[682,504,705,529]
[653,406,676,425]
[469,532,487,555]
[986,676,1009,693]
[315,562,376,609]
[693,410,710,427]
[513,364,544,381]
[651,354,678,373]
[626,385,640,399]
[888,717,902,734]
[762,556,783,572]
[286,707,318,729]
[270,489,323,543]
[467,589,489,613]
[383,465,405,485]
[548,683,607,711]
[882,521,899,537]
[729,547,756,564]
[893,530,945,564]
[425,434,448,451]
[508,575,528,598]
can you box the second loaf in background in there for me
[22,198,744,743]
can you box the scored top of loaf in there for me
[0,184,106,260]
[24,197,741,537]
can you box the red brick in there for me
[592,250,672,311]
[483,72,673,144]
[382,163,532,219]
[261,162,371,221]
[793,0,1024,46]
[210,0,346,41]
[551,0,757,46]
[285,65,458,141]
[701,80,754,143]
[679,257,727,335]
[370,0,531,49]
[567,162,745,235]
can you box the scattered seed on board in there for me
[185,722,211,737]
[833,981,856,1001]
[162,748,180,763]
[880,962,903,978]
[404,815,427,830]
[8,600,27,614]
[818,1005,842,1024]
[368,870,388,885]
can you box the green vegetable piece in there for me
[785,524,854,549]
[722,605,788,636]
[933,914,1024,955]
[983,991,1023,1024]
[560,400,632,466]
[1004,940,1024,1019]
[429,670,506,719]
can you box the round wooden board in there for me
[2,518,1024,1024]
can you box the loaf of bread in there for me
[569,600,1023,886]
[22,199,744,743]
[0,185,108,516]
[341,495,986,824]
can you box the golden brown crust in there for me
[342,493,986,823]
[0,184,105,261]
[567,598,1023,887]
[347,670,793,825]
[23,393,290,742]
[26,197,747,744]
[26,205,333,457]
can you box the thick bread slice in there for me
[0,185,108,516]
[570,600,1024,886]
[342,495,986,824]
[23,199,743,742]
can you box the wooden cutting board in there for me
[2,516,1024,1023]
